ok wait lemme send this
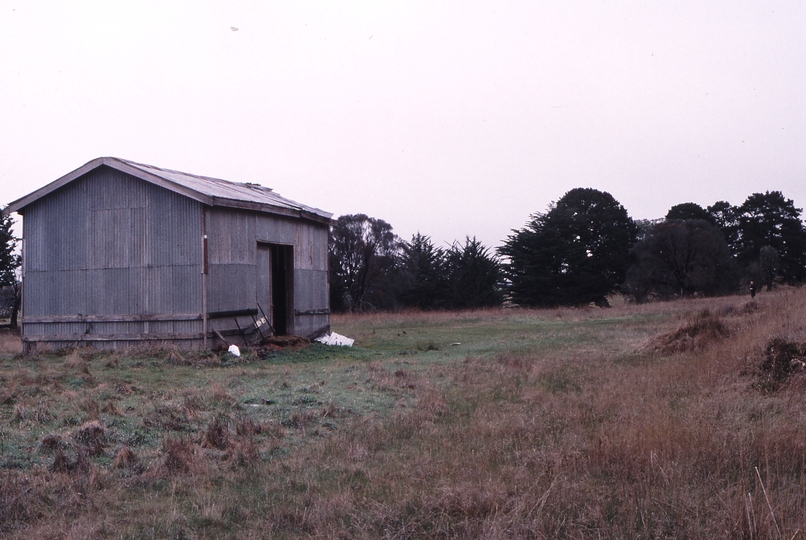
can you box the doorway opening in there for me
[256,243,294,335]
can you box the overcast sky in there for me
[2,1,804,250]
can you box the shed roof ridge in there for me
[111,157,275,193]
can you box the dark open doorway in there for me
[256,243,294,335]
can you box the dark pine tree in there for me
[734,191,806,284]
[398,233,447,310]
[500,188,637,308]
[444,237,503,309]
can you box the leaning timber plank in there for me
[213,330,228,346]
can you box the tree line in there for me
[330,188,806,311]
[329,215,503,312]
[0,189,803,314]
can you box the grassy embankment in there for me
[2,289,806,538]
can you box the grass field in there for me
[2,289,806,538]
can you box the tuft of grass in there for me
[113,445,137,469]
[154,436,199,477]
[201,415,230,450]
[73,420,106,456]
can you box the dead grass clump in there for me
[0,472,51,532]
[40,433,65,451]
[155,436,200,476]
[720,301,761,317]
[235,415,263,436]
[651,309,731,354]
[13,400,55,424]
[113,445,138,469]
[73,420,106,456]
[201,416,230,450]
[230,436,261,467]
[64,351,90,374]
[144,403,191,432]
[80,397,100,420]
[208,382,232,404]
[758,338,806,388]
[51,448,90,473]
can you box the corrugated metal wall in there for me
[206,208,330,340]
[22,167,204,350]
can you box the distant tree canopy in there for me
[706,200,740,249]
[443,237,504,309]
[398,233,446,310]
[666,202,715,224]
[329,214,400,312]
[397,234,504,310]
[0,213,19,287]
[330,223,503,313]
[625,191,806,301]
[500,188,637,307]
[329,189,806,312]
[734,191,806,283]
[623,219,738,302]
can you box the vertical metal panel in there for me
[207,208,255,265]
[256,245,271,314]
[293,269,314,311]
[292,269,328,310]
[207,264,256,312]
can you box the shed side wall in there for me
[22,167,203,349]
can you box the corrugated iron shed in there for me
[6,157,333,352]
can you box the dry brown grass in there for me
[3,289,806,538]
[246,289,806,538]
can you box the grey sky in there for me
[2,1,804,250]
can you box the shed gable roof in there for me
[5,157,333,224]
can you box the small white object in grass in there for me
[228,344,241,357]
[451,342,461,346]
[315,332,354,347]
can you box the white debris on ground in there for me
[316,332,355,347]
[228,344,241,357]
